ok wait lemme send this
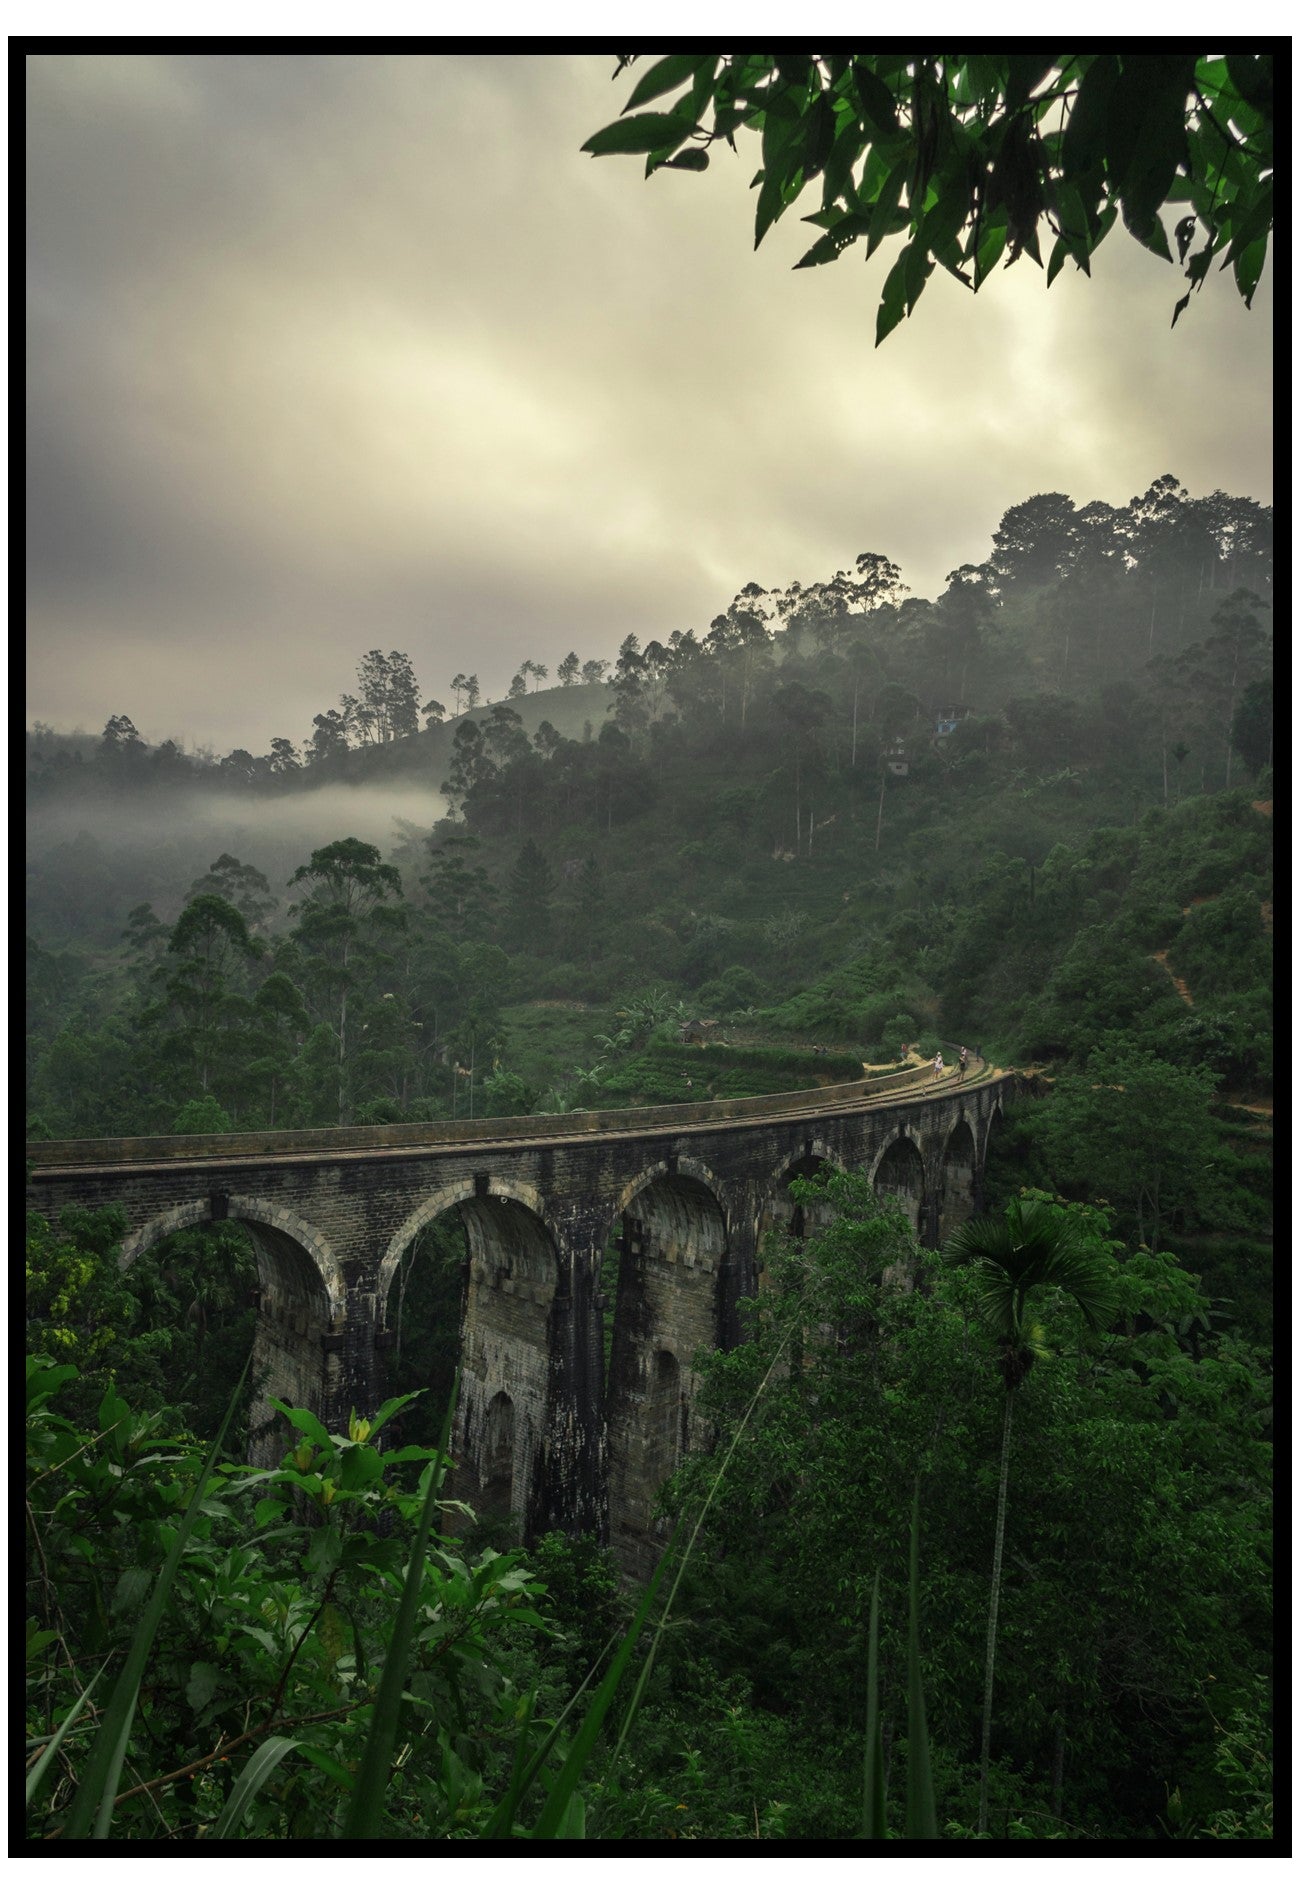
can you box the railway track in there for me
[27,1059,1000,1178]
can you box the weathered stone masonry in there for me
[26,1072,1013,1574]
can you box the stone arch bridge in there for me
[27,1064,1015,1576]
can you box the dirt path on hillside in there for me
[1152,870,1273,1007]
[1152,950,1194,1006]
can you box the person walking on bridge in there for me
[933,1050,944,1082]
[959,1045,969,1080]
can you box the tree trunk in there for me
[978,1388,1016,1836]
[875,770,886,851]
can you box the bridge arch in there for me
[118,1195,344,1318]
[980,1101,1005,1174]
[448,1187,561,1544]
[605,1163,728,1580]
[610,1155,731,1226]
[870,1134,927,1234]
[376,1176,553,1312]
[937,1119,979,1245]
[115,1196,344,1463]
[759,1139,846,1244]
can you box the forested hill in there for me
[27,473,1271,820]
[25,473,1275,1845]
[25,470,1278,1126]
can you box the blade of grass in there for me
[905,1481,938,1839]
[208,1734,301,1838]
[558,1792,586,1838]
[25,1660,109,1807]
[60,1357,250,1840]
[861,1573,887,1838]
[340,1370,457,1840]
[481,1627,622,1838]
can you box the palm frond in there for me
[946,1197,1119,1344]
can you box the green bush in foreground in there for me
[25,1365,548,1840]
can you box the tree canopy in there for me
[584,53,1274,342]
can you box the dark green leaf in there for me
[688,56,720,119]
[903,239,934,314]
[774,54,813,90]
[875,246,910,347]
[583,112,696,158]
[795,213,870,269]
[822,105,865,206]
[850,61,901,136]
[266,1400,331,1449]
[1061,54,1120,187]
[186,1661,221,1712]
[1232,234,1268,307]
[306,1524,343,1576]
[866,158,911,259]
[1121,199,1173,261]
[298,1742,355,1790]
[337,1442,383,1491]
[366,1392,421,1436]
[974,218,1009,287]
[802,92,836,181]
[622,53,705,114]
[208,1736,301,1839]
[922,184,970,257]
[1224,53,1274,116]
[110,1568,152,1617]
[1005,55,1057,106]
[754,165,794,248]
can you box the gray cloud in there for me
[26,52,1273,755]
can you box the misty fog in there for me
[27,778,449,945]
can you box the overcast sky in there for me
[26,50,1274,757]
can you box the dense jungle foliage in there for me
[26,475,1272,1845]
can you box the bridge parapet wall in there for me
[26,1059,991,1172]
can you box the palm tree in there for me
[943,1194,1119,1834]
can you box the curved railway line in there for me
[26,1057,999,1176]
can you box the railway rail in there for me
[26,1056,998,1178]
